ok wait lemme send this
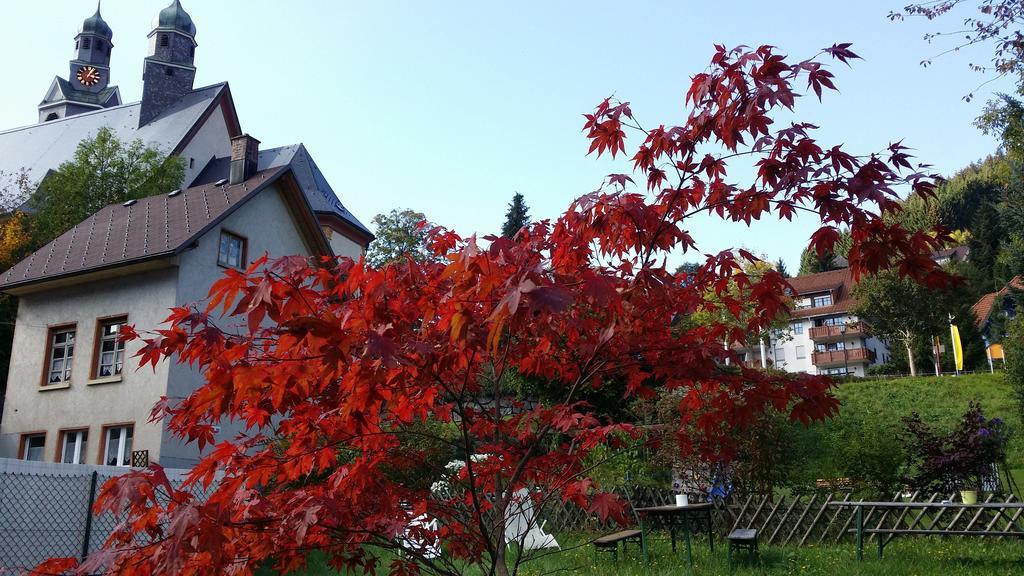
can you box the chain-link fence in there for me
[0,457,195,573]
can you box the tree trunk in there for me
[905,339,917,377]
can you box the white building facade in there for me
[742,268,891,377]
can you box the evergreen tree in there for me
[968,201,1003,289]
[798,246,836,275]
[501,192,530,239]
[775,258,791,278]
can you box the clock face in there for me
[76,66,101,87]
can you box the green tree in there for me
[853,270,962,377]
[775,257,791,279]
[968,201,1004,289]
[364,208,436,268]
[798,246,837,275]
[29,127,185,245]
[1006,315,1024,423]
[501,192,530,239]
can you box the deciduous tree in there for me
[28,127,185,245]
[364,208,436,268]
[40,44,953,576]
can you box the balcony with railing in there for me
[811,347,875,367]
[808,321,868,342]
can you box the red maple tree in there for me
[37,44,951,576]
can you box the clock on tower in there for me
[76,66,102,87]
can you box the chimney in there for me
[229,134,260,184]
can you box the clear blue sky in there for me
[3,1,1015,269]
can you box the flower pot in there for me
[960,490,978,505]
[675,494,689,507]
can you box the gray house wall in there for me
[0,268,177,464]
[159,182,317,468]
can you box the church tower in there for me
[139,0,198,127]
[37,3,121,122]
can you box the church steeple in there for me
[72,2,113,91]
[139,0,198,126]
[38,2,121,122]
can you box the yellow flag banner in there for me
[951,324,964,372]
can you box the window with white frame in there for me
[103,425,133,467]
[812,294,833,307]
[795,345,807,359]
[47,328,75,384]
[774,347,786,361]
[21,434,45,461]
[96,318,127,378]
[218,231,246,269]
[61,430,88,464]
[791,321,804,335]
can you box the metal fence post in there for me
[81,471,98,560]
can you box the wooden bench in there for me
[727,529,758,567]
[865,528,1024,557]
[593,529,642,561]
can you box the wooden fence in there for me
[540,487,1024,546]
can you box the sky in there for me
[2,0,1017,270]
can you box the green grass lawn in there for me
[834,372,1021,462]
[264,532,1024,575]
[788,372,1024,492]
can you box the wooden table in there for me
[635,502,715,568]
[828,501,1024,560]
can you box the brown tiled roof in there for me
[971,275,1024,327]
[786,268,857,319]
[0,167,291,292]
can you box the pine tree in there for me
[501,192,530,239]
[775,257,791,278]
[968,201,1003,289]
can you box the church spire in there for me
[139,0,198,126]
[38,2,120,122]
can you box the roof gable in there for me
[191,143,372,241]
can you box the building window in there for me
[103,425,133,467]
[45,113,59,122]
[795,345,807,359]
[20,433,45,461]
[189,157,195,169]
[790,321,804,335]
[160,34,169,47]
[165,67,175,77]
[816,341,846,352]
[822,367,850,376]
[812,294,833,308]
[60,429,88,464]
[218,231,246,269]
[774,347,786,361]
[82,37,91,49]
[95,317,127,378]
[45,327,76,384]
[820,316,847,327]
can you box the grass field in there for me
[264,534,1024,575]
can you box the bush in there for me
[832,419,907,497]
[902,402,1010,492]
